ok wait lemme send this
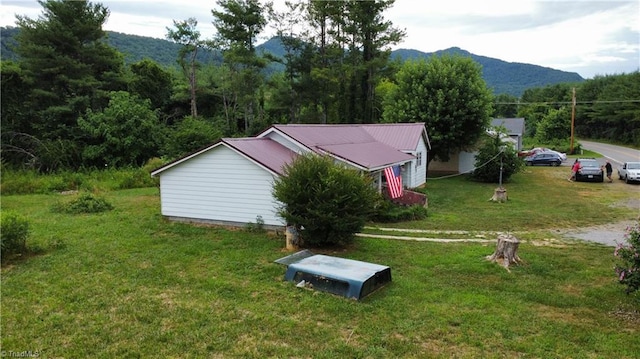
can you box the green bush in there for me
[471,133,523,183]
[116,168,158,189]
[273,154,378,247]
[51,192,114,214]
[372,200,428,223]
[614,221,640,295]
[1,211,30,256]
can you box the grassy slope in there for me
[1,168,639,358]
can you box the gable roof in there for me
[224,138,298,175]
[259,123,428,170]
[361,123,431,151]
[491,118,525,135]
[153,123,429,176]
[151,138,298,177]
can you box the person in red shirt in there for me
[568,159,581,181]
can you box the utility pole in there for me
[570,87,576,154]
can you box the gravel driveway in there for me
[560,219,637,247]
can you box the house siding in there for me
[158,145,284,227]
[409,137,428,187]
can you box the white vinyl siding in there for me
[408,137,428,187]
[158,145,284,227]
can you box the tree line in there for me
[494,72,640,151]
[1,0,637,173]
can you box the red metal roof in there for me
[224,138,298,175]
[152,123,428,176]
[319,142,414,169]
[267,123,426,169]
[361,123,429,151]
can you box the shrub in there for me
[273,154,378,247]
[614,221,640,295]
[51,192,114,214]
[1,211,30,257]
[116,168,158,189]
[471,133,522,183]
[372,200,428,223]
[245,216,265,233]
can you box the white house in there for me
[151,123,430,229]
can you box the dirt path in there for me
[361,218,638,247]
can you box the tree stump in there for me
[285,225,301,251]
[489,187,508,203]
[486,233,521,271]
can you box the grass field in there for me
[1,166,639,358]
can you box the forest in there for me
[1,0,638,172]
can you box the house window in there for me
[416,152,422,167]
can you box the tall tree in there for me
[212,0,270,134]
[128,59,174,111]
[266,1,307,123]
[382,55,493,165]
[166,18,202,118]
[13,0,124,169]
[342,0,404,123]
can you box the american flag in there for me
[384,166,403,199]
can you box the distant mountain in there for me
[1,27,584,97]
[391,47,584,97]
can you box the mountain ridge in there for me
[1,27,584,97]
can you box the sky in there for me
[1,0,638,79]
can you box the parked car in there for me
[540,148,567,161]
[525,152,564,166]
[617,162,640,183]
[518,147,567,161]
[575,158,604,182]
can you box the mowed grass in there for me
[1,168,639,358]
[394,164,639,231]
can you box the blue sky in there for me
[2,0,638,79]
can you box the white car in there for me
[618,162,640,183]
[540,148,567,161]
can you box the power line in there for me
[495,99,640,105]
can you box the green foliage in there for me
[0,211,30,257]
[128,59,174,110]
[0,167,159,195]
[51,192,114,214]
[78,91,164,167]
[1,169,85,195]
[244,215,265,233]
[492,93,519,118]
[115,168,158,190]
[273,154,378,247]
[383,55,493,164]
[576,72,640,147]
[534,107,571,143]
[164,116,221,159]
[371,200,428,223]
[14,0,125,170]
[166,17,202,118]
[471,133,523,183]
[142,157,166,174]
[614,221,640,295]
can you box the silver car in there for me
[575,158,604,182]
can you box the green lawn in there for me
[1,167,639,358]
